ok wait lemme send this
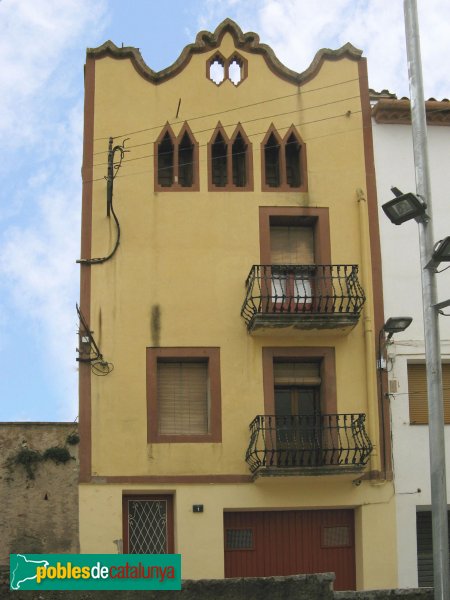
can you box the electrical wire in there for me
[377,329,389,475]
[91,361,114,376]
[82,119,368,186]
[387,386,450,397]
[92,93,361,160]
[86,110,362,188]
[76,304,114,376]
[93,105,361,167]
[82,199,121,265]
[93,76,361,143]
[78,143,126,264]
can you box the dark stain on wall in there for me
[151,304,161,347]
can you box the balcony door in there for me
[270,224,314,311]
[273,362,321,466]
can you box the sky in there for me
[0,0,449,422]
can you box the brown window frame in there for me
[154,123,199,192]
[261,124,308,192]
[147,347,222,443]
[259,206,331,265]
[408,362,450,425]
[122,494,174,553]
[259,207,331,314]
[262,347,337,415]
[208,122,253,191]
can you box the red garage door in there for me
[224,509,355,591]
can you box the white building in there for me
[372,94,450,587]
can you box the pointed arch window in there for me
[157,131,174,188]
[285,132,301,188]
[211,129,228,188]
[262,125,307,192]
[208,123,253,191]
[178,130,194,188]
[154,123,199,191]
[232,131,247,187]
[264,130,281,188]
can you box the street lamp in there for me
[382,187,428,225]
[383,316,413,340]
[432,237,450,264]
[378,317,412,371]
[378,317,412,372]
[377,317,413,475]
[425,236,450,271]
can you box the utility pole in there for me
[403,2,449,598]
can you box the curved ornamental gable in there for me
[87,19,363,86]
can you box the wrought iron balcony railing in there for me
[241,265,365,331]
[245,413,373,474]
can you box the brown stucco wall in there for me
[0,422,79,564]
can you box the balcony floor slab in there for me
[252,464,366,481]
[247,313,360,335]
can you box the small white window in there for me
[228,58,242,86]
[209,57,225,85]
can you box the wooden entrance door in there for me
[275,386,321,466]
[224,509,355,591]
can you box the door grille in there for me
[128,499,168,554]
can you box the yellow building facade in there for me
[78,20,396,590]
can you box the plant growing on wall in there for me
[66,432,80,445]
[8,448,43,480]
[6,442,76,481]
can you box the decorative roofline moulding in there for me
[86,18,363,86]
[372,98,450,126]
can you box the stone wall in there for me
[335,591,432,600]
[0,422,79,564]
[1,572,334,600]
[0,569,433,600]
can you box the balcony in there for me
[246,413,373,478]
[241,265,365,334]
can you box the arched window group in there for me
[154,123,306,192]
[262,125,307,192]
[209,123,253,191]
[155,123,199,191]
